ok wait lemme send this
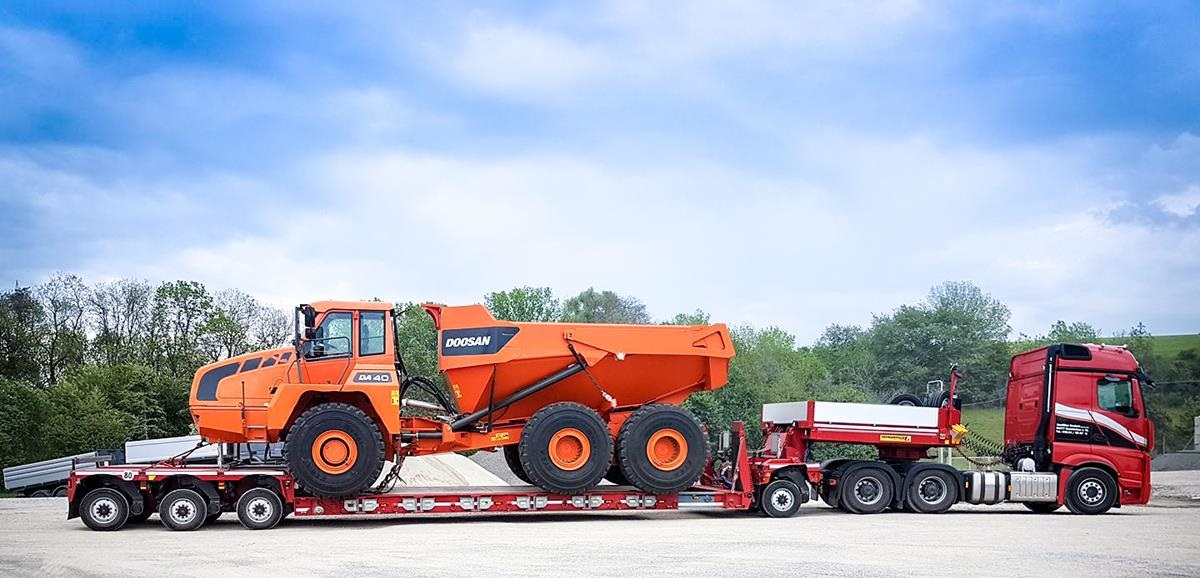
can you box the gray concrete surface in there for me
[2,494,1199,578]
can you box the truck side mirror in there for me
[304,328,316,340]
[303,307,317,328]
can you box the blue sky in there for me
[1,1,1198,341]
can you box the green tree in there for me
[0,287,45,383]
[0,377,49,471]
[485,286,560,321]
[1047,320,1100,343]
[560,288,650,324]
[38,273,90,384]
[394,302,442,384]
[867,281,1011,404]
[148,281,213,377]
[663,310,710,325]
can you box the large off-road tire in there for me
[237,488,284,530]
[906,469,956,514]
[79,488,130,531]
[518,402,611,495]
[503,444,534,485]
[159,488,208,531]
[616,404,708,494]
[284,402,385,498]
[839,467,893,514]
[1064,467,1117,515]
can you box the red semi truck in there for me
[67,342,1154,530]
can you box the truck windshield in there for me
[308,311,353,357]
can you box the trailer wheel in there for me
[237,488,284,530]
[1023,502,1062,514]
[52,486,68,498]
[616,404,707,494]
[503,444,534,485]
[518,402,611,494]
[1064,467,1117,515]
[760,479,803,518]
[284,402,386,498]
[840,467,893,514]
[159,488,208,531]
[889,394,922,406]
[906,469,956,514]
[79,488,130,531]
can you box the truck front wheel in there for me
[1065,467,1117,515]
[284,402,386,498]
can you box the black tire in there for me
[31,489,50,498]
[503,444,534,485]
[159,488,208,531]
[760,479,803,518]
[604,461,631,486]
[284,402,385,498]
[906,469,956,514]
[518,402,611,495]
[52,486,68,498]
[1064,467,1117,515]
[927,391,951,408]
[839,467,893,514]
[79,488,130,531]
[616,404,708,494]
[889,394,923,406]
[237,488,284,530]
[1024,502,1062,514]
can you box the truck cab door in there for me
[299,310,356,384]
[1091,375,1152,502]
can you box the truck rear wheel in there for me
[839,467,893,514]
[1065,467,1117,515]
[159,488,208,531]
[237,488,284,530]
[284,402,385,498]
[518,402,611,494]
[616,404,708,494]
[906,469,956,513]
[503,444,534,485]
[79,487,130,531]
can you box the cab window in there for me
[1097,376,1134,414]
[307,312,353,358]
[360,311,386,356]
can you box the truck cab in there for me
[1005,343,1154,508]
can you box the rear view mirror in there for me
[302,306,317,328]
[304,328,317,340]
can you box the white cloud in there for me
[1153,186,1200,218]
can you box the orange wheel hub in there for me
[312,430,358,475]
[646,428,687,471]
[548,428,591,471]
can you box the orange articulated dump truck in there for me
[189,301,734,497]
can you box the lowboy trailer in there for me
[68,342,1154,530]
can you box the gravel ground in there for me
[2,485,1199,578]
